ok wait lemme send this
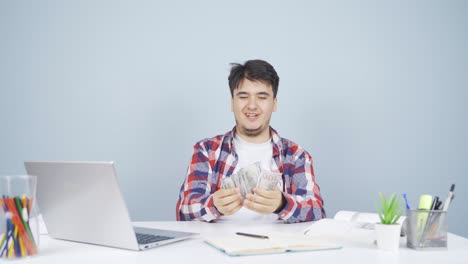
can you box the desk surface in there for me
[20,221,468,264]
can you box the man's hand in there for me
[213,188,243,216]
[244,188,285,214]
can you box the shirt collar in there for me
[226,126,283,155]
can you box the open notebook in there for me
[205,232,341,257]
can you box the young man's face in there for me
[231,79,277,141]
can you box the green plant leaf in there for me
[387,193,397,214]
[376,192,402,224]
[391,211,402,224]
[378,192,388,212]
[387,199,399,220]
[384,194,394,223]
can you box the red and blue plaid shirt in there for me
[176,127,325,223]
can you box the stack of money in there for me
[221,162,282,198]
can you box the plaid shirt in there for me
[176,127,325,223]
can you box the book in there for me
[204,232,342,257]
[303,211,406,246]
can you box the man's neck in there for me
[235,128,271,144]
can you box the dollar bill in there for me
[256,171,282,190]
[231,162,262,198]
[221,162,280,197]
[221,177,236,189]
[243,162,262,197]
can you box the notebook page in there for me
[205,234,284,255]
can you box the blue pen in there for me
[12,226,21,256]
[403,193,411,209]
[0,215,12,257]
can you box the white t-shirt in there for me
[232,134,273,174]
[219,135,280,223]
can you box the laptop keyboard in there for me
[136,233,174,244]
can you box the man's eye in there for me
[259,97,267,100]
[239,96,248,99]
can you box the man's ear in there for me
[273,97,277,112]
[231,97,234,112]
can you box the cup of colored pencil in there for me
[1,175,39,259]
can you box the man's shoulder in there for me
[194,131,232,151]
[278,136,303,151]
[277,136,312,159]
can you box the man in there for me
[176,59,325,223]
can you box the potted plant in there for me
[375,192,403,251]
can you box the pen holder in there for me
[0,175,40,260]
[406,209,447,249]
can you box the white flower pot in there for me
[375,223,402,251]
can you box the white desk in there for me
[20,221,468,264]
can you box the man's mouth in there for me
[245,113,259,119]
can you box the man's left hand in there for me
[244,188,285,214]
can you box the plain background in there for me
[1,1,467,237]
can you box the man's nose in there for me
[247,97,258,109]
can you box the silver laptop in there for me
[24,161,198,251]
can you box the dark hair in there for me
[228,59,279,98]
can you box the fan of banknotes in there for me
[221,162,282,198]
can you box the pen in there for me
[419,196,440,244]
[442,184,455,212]
[403,193,411,209]
[235,232,269,239]
[430,196,439,210]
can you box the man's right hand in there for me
[213,188,243,216]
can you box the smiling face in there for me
[231,79,277,143]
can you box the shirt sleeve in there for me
[176,142,222,221]
[276,151,326,223]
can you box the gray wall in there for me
[1,1,467,237]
